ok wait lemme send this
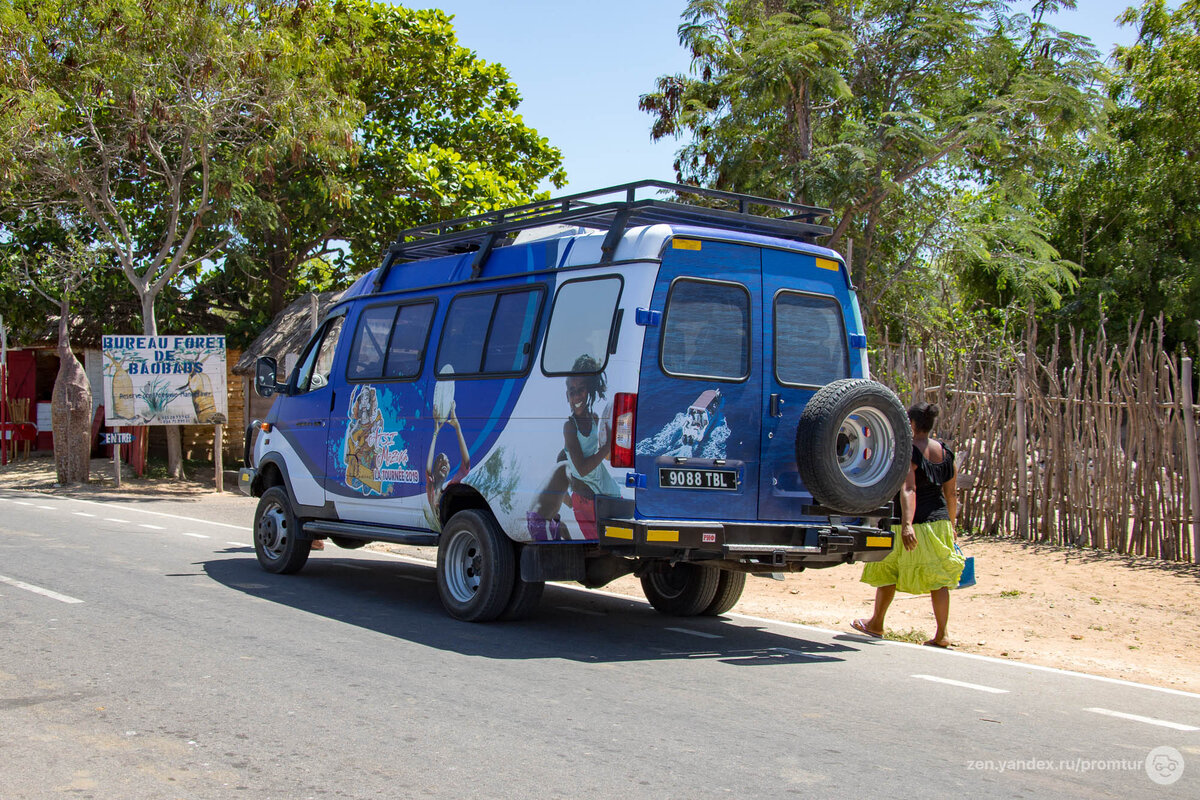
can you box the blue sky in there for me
[420,1,1147,196]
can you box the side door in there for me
[326,299,437,528]
[272,314,345,510]
[758,249,856,521]
[634,239,762,521]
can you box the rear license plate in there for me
[658,467,738,491]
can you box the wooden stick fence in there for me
[872,316,1200,563]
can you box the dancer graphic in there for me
[527,355,620,541]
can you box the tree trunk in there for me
[140,288,186,479]
[51,301,92,485]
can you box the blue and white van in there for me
[240,182,911,621]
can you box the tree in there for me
[13,221,102,484]
[198,0,565,342]
[0,0,358,476]
[641,0,1101,331]
[1044,0,1200,351]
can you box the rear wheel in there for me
[640,562,721,616]
[701,569,747,616]
[795,379,911,514]
[253,486,311,574]
[436,509,516,622]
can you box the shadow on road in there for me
[202,553,862,667]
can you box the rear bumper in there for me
[596,517,894,568]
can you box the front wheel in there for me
[640,562,720,616]
[436,509,517,622]
[253,486,311,574]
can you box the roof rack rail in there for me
[374,181,833,289]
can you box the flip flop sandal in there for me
[922,639,950,648]
[852,619,883,638]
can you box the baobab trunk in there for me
[51,304,92,485]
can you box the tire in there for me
[330,536,368,550]
[436,509,517,622]
[640,562,721,616]
[795,379,911,515]
[701,569,747,616]
[253,486,311,574]
[500,576,546,621]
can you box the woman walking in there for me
[852,402,964,647]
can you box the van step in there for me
[303,520,438,547]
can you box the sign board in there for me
[101,432,134,444]
[102,335,227,426]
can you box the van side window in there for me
[775,292,850,387]
[348,305,394,380]
[436,287,544,377]
[294,315,345,393]
[542,276,623,374]
[661,279,750,381]
[347,301,436,382]
[385,302,435,379]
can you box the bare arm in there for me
[899,463,918,551]
[942,466,958,537]
[448,406,470,481]
[564,416,611,476]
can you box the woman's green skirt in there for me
[861,519,965,594]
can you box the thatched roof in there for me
[233,291,344,375]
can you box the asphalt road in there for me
[2,488,1198,799]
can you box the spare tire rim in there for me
[835,406,896,488]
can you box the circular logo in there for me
[1146,746,1185,786]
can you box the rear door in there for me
[758,249,856,521]
[634,239,762,521]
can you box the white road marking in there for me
[36,505,54,510]
[665,627,723,640]
[1084,708,1199,731]
[72,512,96,518]
[25,494,247,530]
[911,675,1009,693]
[0,574,84,604]
[226,542,246,547]
[139,524,165,530]
[12,501,34,506]
[182,533,209,539]
[105,519,130,524]
[560,605,605,617]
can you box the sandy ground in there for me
[4,453,1199,693]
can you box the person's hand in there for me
[901,523,917,551]
[447,402,459,429]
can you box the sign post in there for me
[101,431,134,488]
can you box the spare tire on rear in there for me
[795,379,911,515]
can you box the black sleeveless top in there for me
[912,443,955,524]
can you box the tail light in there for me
[611,392,637,468]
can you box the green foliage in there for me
[1044,0,1200,352]
[642,0,1101,334]
[204,0,566,343]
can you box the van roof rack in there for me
[376,180,833,287]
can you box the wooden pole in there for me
[1,314,8,467]
[1015,353,1030,539]
[112,430,121,489]
[214,423,224,493]
[1182,357,1200,564]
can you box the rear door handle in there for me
[768,393,782,417]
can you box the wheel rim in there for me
[443,528,483,603]
[256,501,289,561]
[835,406,896,488]
[649,566,689,600]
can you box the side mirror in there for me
[254,356,285,398]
